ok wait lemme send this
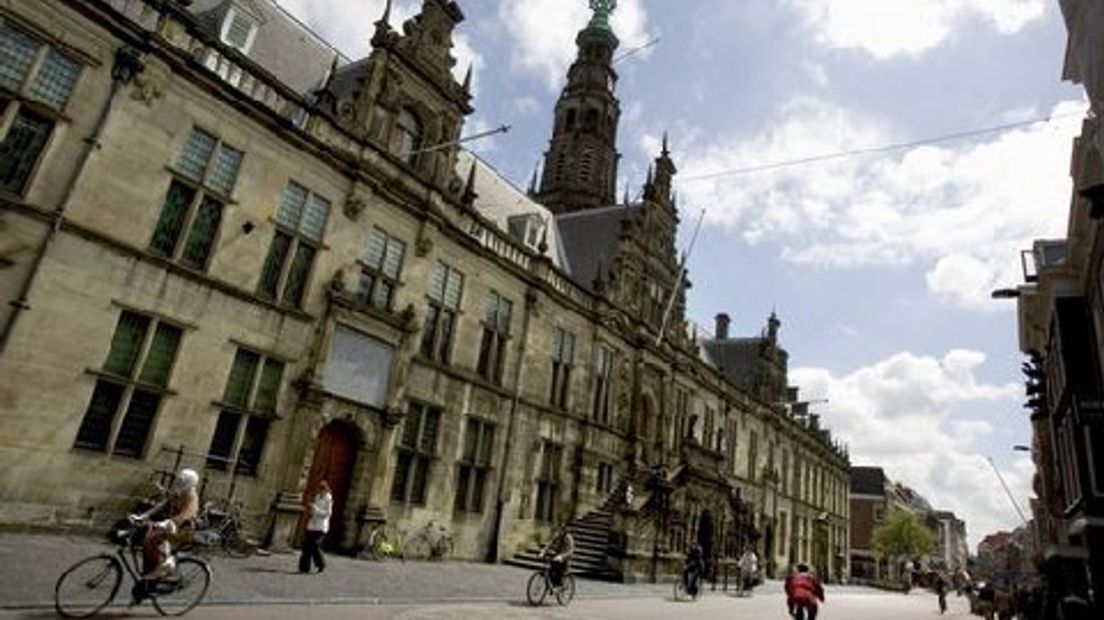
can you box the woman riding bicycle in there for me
[540,524,575,591]
[132,469,200,579]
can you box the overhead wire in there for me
[677,110,1086,183]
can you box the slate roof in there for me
[850,466,887,496]
[187,0,341,96]
[700,336,779,391]
[555,205,640,290]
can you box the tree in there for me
[873,510,936,563]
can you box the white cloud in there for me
[786,0,1047,59]
[497,0,654,90]
[791,350,1026,549]
[673,97,1086,309]
[276,0,483,87]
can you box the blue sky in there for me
[279,0,1085,548]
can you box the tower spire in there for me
[534,0,622,214]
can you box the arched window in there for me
[565,108,577,132]
[579,148,595,182]
[391,108,422,165]
[584,108,599,130]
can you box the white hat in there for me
[175,468,199,491]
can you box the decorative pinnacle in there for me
[462,64,473,91]
[378,0,393,24]
[588,0,617,30]
[661,131,670,156]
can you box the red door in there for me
[302,421,359,551]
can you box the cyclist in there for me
[540,523,575,592]
[785,563,825,620]
[738,547,759,596]
[132,468,200,579]
[682,541,705,597]
[935,572,948,614]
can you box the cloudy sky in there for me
[277,0,1085,549]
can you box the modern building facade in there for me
[0,0,849,582]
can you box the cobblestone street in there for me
[0,533,976,618]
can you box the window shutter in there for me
[276,182,308,229]
[301,194,330,241]
[383,239,405,279]
[365,229,387,269]
[177,130,217,181]
[208,145,243,195]
[444,269,463,309]
[29,49,80,110]
[0,23,39,91]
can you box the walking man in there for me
[299,480,332,573]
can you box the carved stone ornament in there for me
[415,232,433,257]
[383,406,406,429]
[344,195,367,220]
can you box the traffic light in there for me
[1022,351,1047,418]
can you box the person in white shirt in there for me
[299,480,332,573]
[739,548,759,595]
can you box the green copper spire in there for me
[588,0,617,31]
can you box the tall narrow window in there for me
[420,262,464,364]
[477,292,512,385]
[592,346,613,424]
[550,327,575,410]
[150,128,243,270]
[535,440,563,523]
[596,462,615,495]
[391,403,442,505]
[359,227,406,311]
[206,347,283,476]
[74,310,183,458]
[0,20,82,195]
[258,181,330,308]
[455,418,495,514]
[391,108,422,165]
[747,430,758,482]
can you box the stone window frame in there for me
[73,309,186,459]
[390,401,442,506]
[549,327,575,410]
[390,107,423,166]
[454,417,496,514]
[206,345,285,477]
[0,17,83,196]
[420,261,464,365]
[358,226,406,312]
[150,127,244,271]
[476,290,512,385]
[534,439,563,523]
[591,344,614,425]
[595,461,615,495]
[258,180,331,309]
[219,6,260,55]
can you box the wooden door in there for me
[303,421,359,551]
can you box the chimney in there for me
[715,313,731,340]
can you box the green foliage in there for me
[873,510,936,560]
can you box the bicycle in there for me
[404,520,453,561]
[194,498,258,558]
[525,560,576,606]
[359,525,406,561]
[55,518,211,617]
[673,560,703,602]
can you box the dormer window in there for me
[392,108,422,165]
[508,214,545,251]
[221,8,258,55]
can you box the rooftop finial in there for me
[528,163,541,195]
[379,0,393,25]
[588,0,617,30]
[662,131,670,156]
[462,160,478,206]
[462,64,473,91]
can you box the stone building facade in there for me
[0,0,849,582]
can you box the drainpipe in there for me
[0,46,145,356]
[487,286,536,563]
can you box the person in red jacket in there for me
[785,563,826,620]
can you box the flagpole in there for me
[655,209,706,347]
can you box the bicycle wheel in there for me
[526,571,549,606]
[222,525,254,558]
[55,554,122,618]
[674,577,687,601]
[151,557,210,616]
[555,574,576,605]
[404,533,431,561]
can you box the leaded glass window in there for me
[391,403,442,505]
[420,262,464,364]
[259,181,330,309]
[359,227,406,311]
[207,346,284,476]
[74,310,184,458]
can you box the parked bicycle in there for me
[526,560,576,606]
[194,498,259,558]
[403,520,453,561]
[359,525,406,562]
[54,517,210,617]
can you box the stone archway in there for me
[302,420,361,551]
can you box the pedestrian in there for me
[785,563,825,620]
[738,547,759,596]
[935,572,948,615]
[298,480,331,574]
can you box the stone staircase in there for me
[505,507,620,581]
